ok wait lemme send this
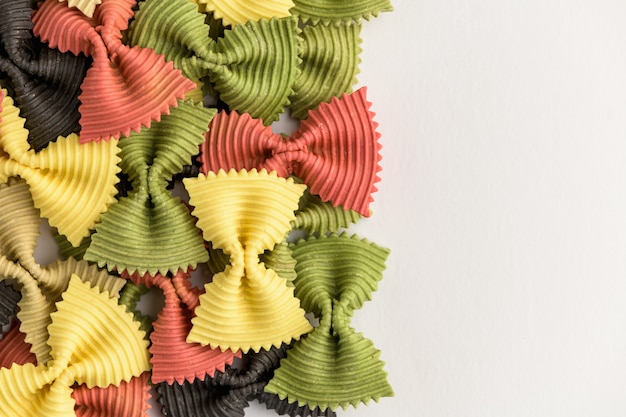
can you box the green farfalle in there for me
[292,186,362,235]
[289,22,362,120]
[206,239,300,286]
[119,282,153,337]
[292,0,393,25]
[204,185,360,286]
[261,185,362,288]
[83,100,216,276]
[0,179,125,364]
[128,0,299,123]
[265,232,393,411]
[54,232,91,260]
[261,240,298,285]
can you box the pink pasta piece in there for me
[0,324,36,368]
[73,373,152,417]
[200,88,382,216]
[32,0,195,142]
[126,271,241,384]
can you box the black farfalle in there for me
[0,281,20,331]
[259,392,336,417]
[0,0,90,151]
[156,344,336,417]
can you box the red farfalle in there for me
[31,0,195,142]
[0,324,37,368]
[73,373,152,417]
[127,271,241,384]
[200,87,382,216]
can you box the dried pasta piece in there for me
[59,0,102,17]
[73,373,152,417]
[156,346,282,417]
[128,271,241,384]
[156,345,335,417]
[118,282,153,336]
[0,324,36,368]
[200,88,381,216]
[213,345,336,417]
[260,241,298,285]
[289,23,362,120]
[292,185,362,235]
[259,391,337,417]
[0,276,150,417]
[83,100,215,276]
[128,0,298,123]
[0,179,125,363]
[156,377,261,417]
[207,236,298,285]
[31,0,196,142]
[0,90,121,246]
[183,169,312,353]
[291,0,393,25]
[0,320,151,417]
[265,233,393,411]
[0,282,20,331]
[0,0,89,151]
[194,0,295,27]
[54,233,91,262]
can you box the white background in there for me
[351,1,626,416]
[32,1,626,416]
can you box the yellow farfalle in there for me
[184,169,312,353]
[194,0,295,26]
[0,276,150,417]
[0,89,120,246]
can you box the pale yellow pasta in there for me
[184,169,312,352]
[0,90,121,246]
[0,276,150,417]
[59,0,102,17]
[194,0,294,26]
[0,179,125,363]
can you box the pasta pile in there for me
[0,0,394,416]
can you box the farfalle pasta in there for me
[31,0,196,142]
[73,373,152,417]
[292,186,362,235]
[0,179,126,363]
[0,323,36,369]
[0,282,20,332]
[83,100,215,276]
[0,276,150,417]
[184,169,312,352]
[265,233,393,411]
[59,0,102,17]
[194,0,295,27]
[291,0,393,25]
[128,0,298,123]
[0,0,395,414]
[128,271,241,384]
[203,185,362,287]
[0,319,152,417]
[155,345,336,417]
[0,0,89,151]
[289,22,362,119]
[200,88,381,216]
[0,89,120,246]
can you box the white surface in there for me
[352,1,626,416]
[32,2,626,416]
